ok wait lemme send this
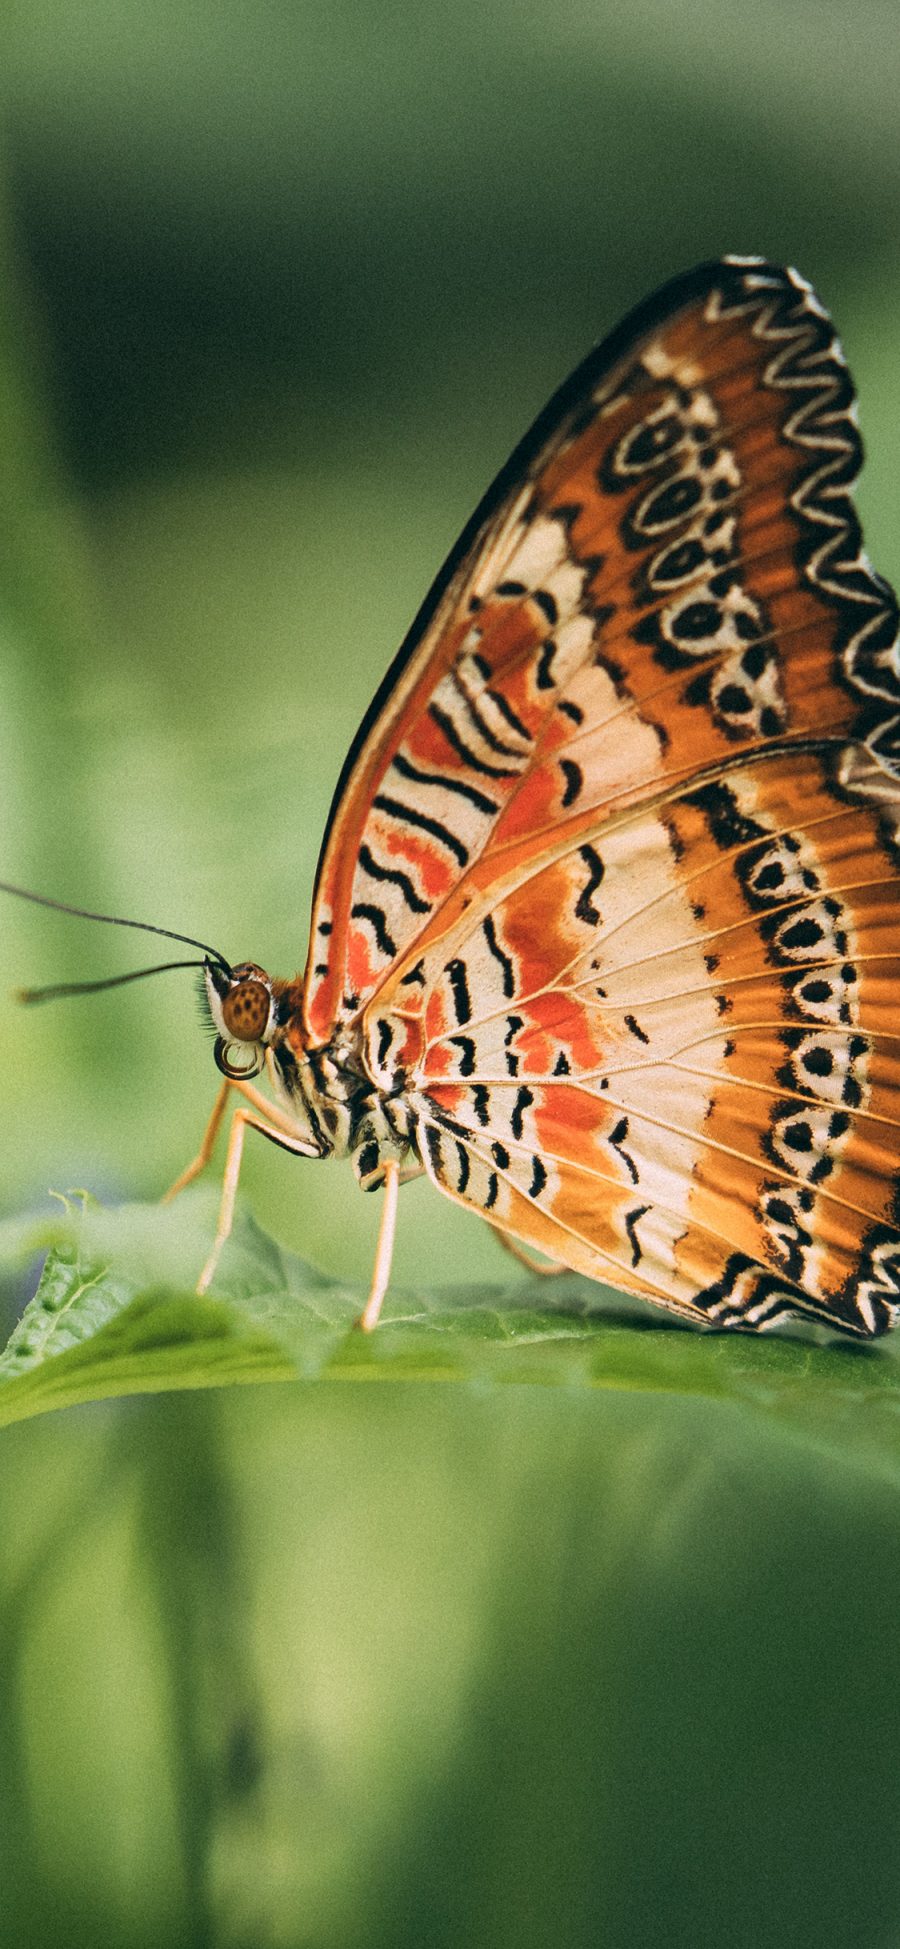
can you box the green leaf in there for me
[0,1193,899,1475]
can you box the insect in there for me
[8,257,900,1335]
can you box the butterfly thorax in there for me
[272,1017,414,1188]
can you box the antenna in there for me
[16,960,210,1005]
[0,879,231,971]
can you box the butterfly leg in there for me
[163,1071,316,1203]
[358,1156,401,1332]
[494,1229,566,1277]
[162,1079,232,1202]
[196,1103,321,1295]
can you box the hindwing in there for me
[363,749,900,1332]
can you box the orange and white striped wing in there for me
[364,746,900,1333]
[300,256,900,1333]
[303,258,899,1045]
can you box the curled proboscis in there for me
[214,1035,263,1080]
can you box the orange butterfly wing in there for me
[300,258,900,1333]
[362,748,900,1331]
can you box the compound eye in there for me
[221,978,272,1043]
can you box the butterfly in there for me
[17,256,900,1337]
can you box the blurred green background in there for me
[2,3,900,1944]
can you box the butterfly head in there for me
[204,959,278,1080]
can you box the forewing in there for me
[366,749,900,1335]
[303,257,900,1046]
